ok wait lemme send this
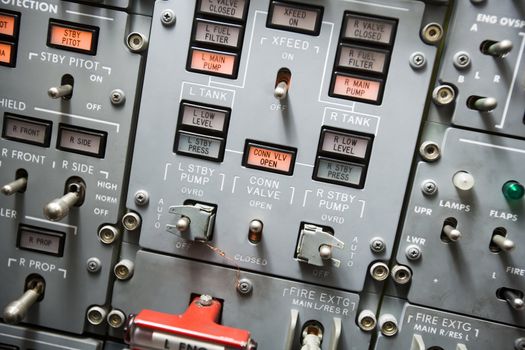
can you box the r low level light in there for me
[503,181,525,200]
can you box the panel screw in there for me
[126,32,148,52]
[421,23,443,44]
[110,89,125,105]
[122,212,141,231]
[237,278,253,295]
[421,179,438,196]
[370,237,386,254]
[419,141,441,162]
[406,245,422,260]
[134,190,149,206]
[160,9,175,26]
[86,257,101,273]
[409,52,426,69]
[199,294,213,306]
[453,51,471,69]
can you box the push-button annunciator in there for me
[481,39,513,58]
[3,275,45,324]
[44,178,86,221]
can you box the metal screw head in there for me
[453,51,471,69]
[110,89,125,105]
[419,141,441,162]
[114,259,134,280]
[160,9,176,26]
[86,257,102,273]
[515,337,525,350]
[107,309,126,329]
[87,306,107,326]
[237,278,253,295]
[421,23,443,44]
[98,225,120,245]
[122,212,141,231]
[134,190,149,206]
[126,32,148,52]
[358,310,377,332]
[370,262,390,281]
[432,84,456,106]
[409,52,426,69]
[379,314,398,337]
[391,265,412,285]
[406,245,422,261]
[199,294,213,306]
[421,179,438,196]
[370,237,386,254]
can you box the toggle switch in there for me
[453,171,475,191]
[3,276,45,324]
[501,289,524,310]
[1,176,27,196]
[248,219,263,243]
[125,295,257,350]
[274,68,291,100]
[491,233,515,252]
[295,224,344,267]
[442,224,461,241]
[481,39,513,58]
[48,84,73,99]
[467,96,498,112]
[44,179,86,221]
[166,201,216,242]
[48,74,74,100]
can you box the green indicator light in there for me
[502,181,525,200]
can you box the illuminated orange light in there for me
[333,75,381,102]
[246,145,294,173]
[49,24,94,52]
[0,42,13,64]
[191,49,236,76]
[0,14,16,36]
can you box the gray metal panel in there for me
[111,249,371,350]
[395,127,525,326]
[0,323,102,350]
[375,298,525,350]
[429,0,525,138]
[0,0,149,333]
[126,0,439,292]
